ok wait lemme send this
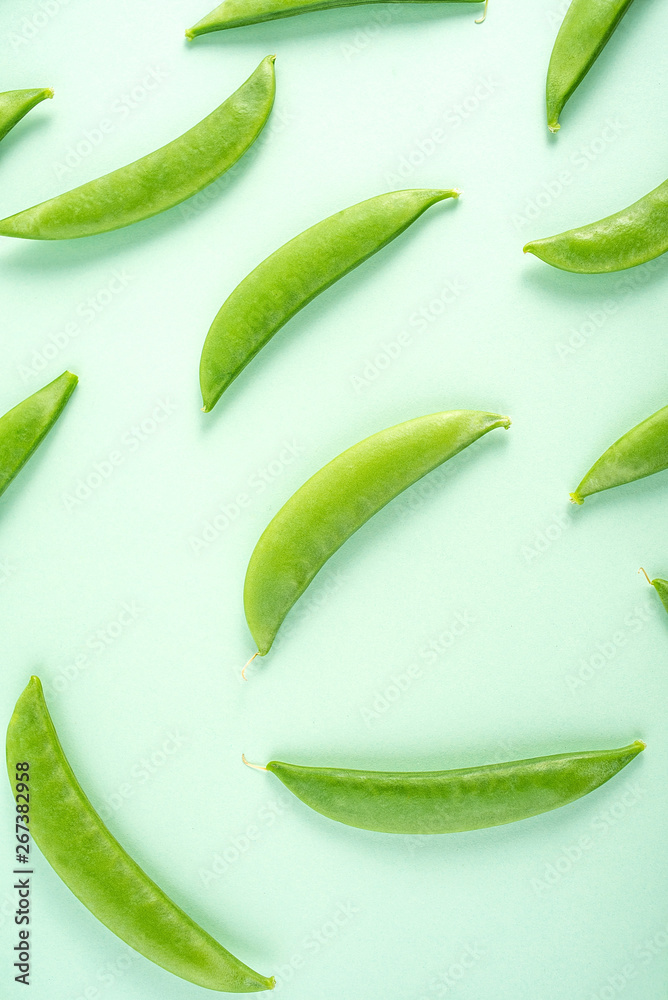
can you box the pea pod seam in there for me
[0,372,77,501]
[244,410,510,657]
[570,403,668,504]
[6,677,274,993]
[186,0,483,35]
[524,178,668,273]
[244,742,645,834]
[546,0,636,133]
[199,188,459,411]
[0,56,275,240]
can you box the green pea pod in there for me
[245,742,645,833]
[0,88,53,144]
[6,677,274,993]
[186,0,483,35]
[524,178,668,273]
[546,0,635,133]
[640,568,668,615]
[571,404,668,505]
[200,188,459,411]
[244,410,510,656]
[0,371,77,500]
[0,56,275,240]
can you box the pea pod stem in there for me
[0,57,275,240]
[639,567,668,615]
[6,677,274,992]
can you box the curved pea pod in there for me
[199,188,458,411]
[0,56,275,240]
[523,178,668,273]
[244,410,510,656]
[546,0,635,133]
[245,742,645,834]
[0,88,53,144]
[570,404,668,505]
[186,0,482,35]
[0,371,77,501]
[639,568,668,615]
[6,677,274,993]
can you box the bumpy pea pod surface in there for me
[0,371,77,500]
[0,88,52,144]
[187,0,481,35]
[244,410,510,656]
[571,404,668,504]
[0,56,275,240]
[250,743,645,833]
[546,0,635,133]
[524,178,668,273]
[6,677,274,993]
[200,188,458,411]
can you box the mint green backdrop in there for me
[1,1,668,998]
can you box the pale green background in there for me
[1,1,668,998]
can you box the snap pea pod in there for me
[524,178,668,273]
[0,56,275,240]
[0,88,52,144]
[244,410,510,656]
[186,0,483,36]
[570,404,668,505]
[640,568,668,615]
[546,0,635,133]
[200,188,458,411]
[6,677,274,993]
[243,742,645,834]
[0,371,77,501]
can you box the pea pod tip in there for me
[569,492,584,506]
